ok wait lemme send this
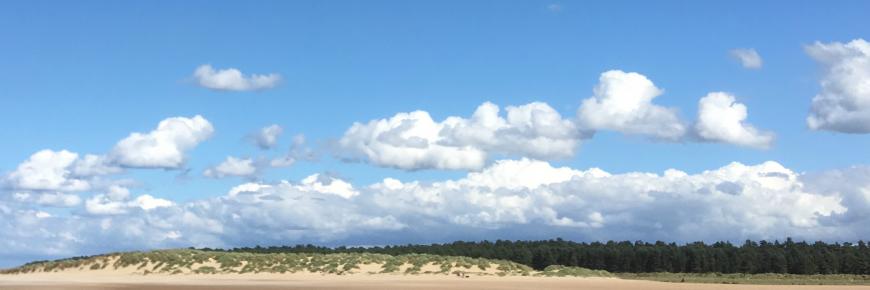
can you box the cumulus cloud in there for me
[252,124,283,150]
[4,150,91,192]
[337,70,780,171]
[35,192,82,207]
[203,157,257,178]
[85,186,173,215]
[730,48,763,69]
[694,92,774,148]
[339,102,583,171]
[270,134,315,167]
[6,158,869,266]
[339,110,485,171]
[133,195,175,211]
[70,154,123,176]
[805,39,870,133]
[441,102,584,159]
[193,65,281,91]
[2,116,214,200]
[2,149,128,194]
[577,70,687,140]
[13,192,82,207]
[110,115,214,169]
[801,165,870,238]
[370,159,844,233]
[298,174,359,199]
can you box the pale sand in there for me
[2,274,870,290]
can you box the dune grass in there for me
[618,272,870,285]
[0,249,548,276]
[536,265,614,277]
[6,249,870,285]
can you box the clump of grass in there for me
[193,266,217,274]
[537,265,613,277]
[381,259,402,273]
[477,260,489,271]
[439,262,453,273]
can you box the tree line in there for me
[199,238,870,274]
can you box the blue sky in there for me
[2,1,870,267]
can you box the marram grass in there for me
[617,272,870,285]
[4,249,870,285]
[0,249,562,277]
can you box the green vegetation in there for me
[4,246,870,285]
[214,238,870,275]
[618,272,870,285]
[192,266,217,274]
[0,249,536,276]
[538,265,613,277]
[6,238,870,285]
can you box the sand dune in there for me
[3,250,869,289]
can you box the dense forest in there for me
[199,238,870,275]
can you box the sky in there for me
[1,0,870,267]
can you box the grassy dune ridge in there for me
[0,249,610,277]
[6,249,870,285]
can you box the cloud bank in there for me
[2,158,866,265]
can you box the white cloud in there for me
[110,115,214,169]
[228,182,272,197]
[11,192,82,207]
[35,192,82,207]
[253,124,283,149]
[4,150,91,192]
[2,149,128,194]
[106,185,131,201]
[577,70,687,140]
[34,211,51,219]
[694,92,774,148]
[5,159,870,263]
[85,189,173,216]
[85,194,129,215]
[730,48,763,69]
[133,195,174,211]
[805,39,870,133]
[340,110,485,171]
[70,154,122,176]
[270,134,314,168]
[339,102,582,171]
[204,156,257,178]
[193,64,281,91]
[298,174,359,199]
[440,102,583,160]
[371,159,845,234]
